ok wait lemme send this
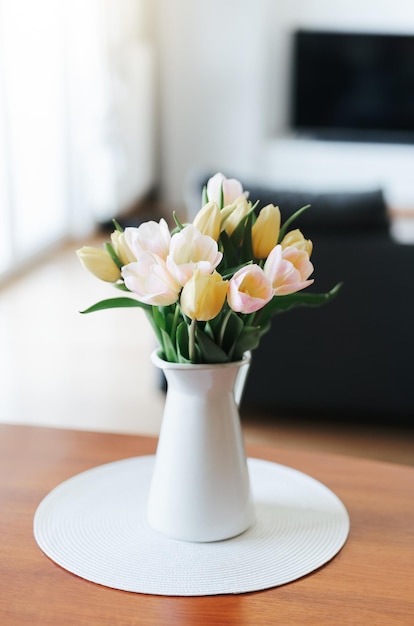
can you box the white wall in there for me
[155,0,269,207]
[155,0,414,211]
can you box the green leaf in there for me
[220,311,244,354]
[221,260,252,280]
[160,328,177,362]
[230,207,255,250]
[137,308,162,345]
[173,211,185,231]
[80,297,149,314]
[202,186,208,205]
[104,242,123,269]
[196,328,229,363]
[176,322,192,363]
[231,326,262,361]
[114,282,131,291]
[112,219,123,232]
[258,282,343,326]
[204,316,222,344]
[152,305,174,332]
[278,204,311,242]
[218,230,239,269]
[240,211,254,264]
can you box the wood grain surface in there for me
[1,424,413,626]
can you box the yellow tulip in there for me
[76,246,121,282]
[251,204,281,259]
[281,229,313,257]
[180,270,228,321]
[220,196,250,236]
[193,201,221,240]
[110,230,136,265]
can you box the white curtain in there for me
[0,0,154,279]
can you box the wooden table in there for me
[1,424,413,625]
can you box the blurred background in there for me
[1,0,413,463]
[3,0,414,279]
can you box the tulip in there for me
[251,204,281,259]
[220,195,251,236]
[110,230,136,265]
[227,265,273,314]
[77,246,121,282]
[206,172,244,207]
[180,270,228,321]
[124,218,171,261]
[264,244,314,296]
[281,229,313,257]
[122,251,181,306]
[167,225,222,286]
[192,201,221,241]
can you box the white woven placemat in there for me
[33,456,349,596]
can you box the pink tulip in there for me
[264,245,314,296]
[167,225,222,286]
[122,251,181,306]
[227,265,273,314]
[124,218,171,261]
[206,173,244,207]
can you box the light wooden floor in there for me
[1,237,413,466]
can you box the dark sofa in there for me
[185,174,414,425]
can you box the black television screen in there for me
[290,30,414,142]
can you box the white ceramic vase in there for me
[147,351,255,542]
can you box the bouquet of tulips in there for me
[77,173,340,363]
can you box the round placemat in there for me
[33,456,349,596]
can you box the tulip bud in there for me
[251,204,281,259]
[281,229,313,257]
[220,196,251,236]
[192,201,221,241]
[180,270,228,321]
[206,173,244,207]
[77,246,121,282]
[110,230,136,265]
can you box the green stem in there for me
[219,308,233,347]
[171,303,181,339]
[189,318,197,362]
[244,312,257,325]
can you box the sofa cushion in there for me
[243,185,390,233]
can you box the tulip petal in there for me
[227,265,273,314]
[264,245,314,296]
[251,204,281,259]
[122,252,180,306]
[124,218,171,261]
[207,172,244,207]
[180,270,228,321]
[167,225,222,286]
[77,247,121,282]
